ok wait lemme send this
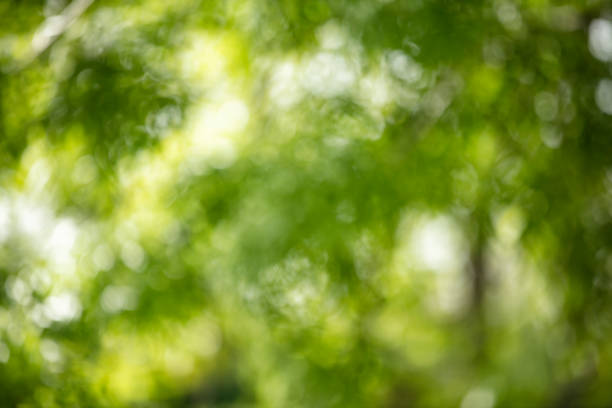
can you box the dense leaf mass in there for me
[2,0,612,407]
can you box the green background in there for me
[2,0,612,406]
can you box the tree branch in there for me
[19,0,94,69]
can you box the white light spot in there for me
[316,20,346,50]
[29,268,52,294]
[359,74,391,108]
[302,52,357,97]
[15,199,52,238]
[193,99,249,137]
[44,292,82,322]
[40,339,62,364]
[387,50,422,83]
[5,277,32,305]
[100,285,138,313]
[589,19,612,62]
[595,79,612,115]
[496,1,523,31]
[92,243,115,271]
[46,219,78,267]
[460,387,496,408]
[217,99,250,133]
[540,125,563,149]
[410,216,464,272]
[269,61,303,108]
[120,240,145,270]
[146,105,181,137]
[30,304,51,328]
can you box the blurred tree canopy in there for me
[3,0,612,407]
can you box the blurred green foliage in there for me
[2,0,612,407]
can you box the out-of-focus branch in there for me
[469,220,487,359]
[18,0,94,69]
